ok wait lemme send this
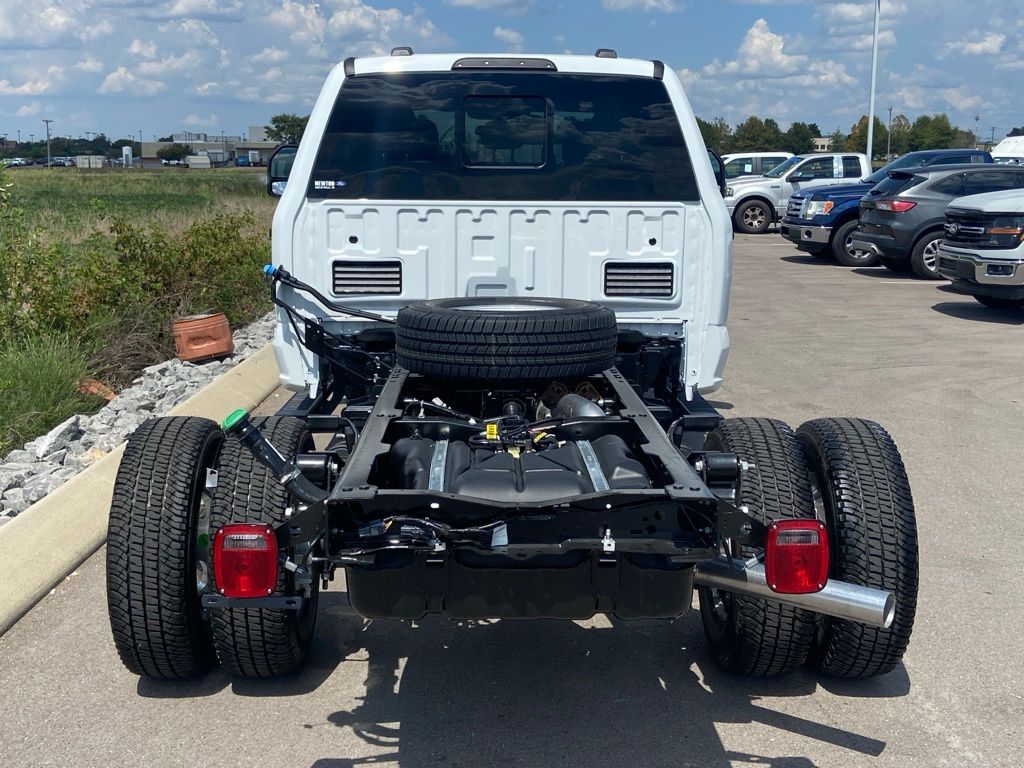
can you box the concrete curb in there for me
[0,344,281,637]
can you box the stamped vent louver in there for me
[332,260,402,295]
[603,262,674,298]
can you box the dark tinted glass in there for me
[760,156,786,173]
[960,170,1023,196]
[309,72,698,202]
[872,172,924,196]
[843,156,862,178]
[929,174,964,196]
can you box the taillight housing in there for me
[764,519,829,594]
[213,524,278,598]
[875,199,917,213]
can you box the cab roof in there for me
[342,52,665,80]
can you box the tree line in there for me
[699,113,981,157]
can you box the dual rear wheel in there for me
[698,417,918,679]
[106,415,318,679]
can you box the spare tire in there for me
[396,297,617,380]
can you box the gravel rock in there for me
[0,311,275,521]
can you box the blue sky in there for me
[0,0,1020,143]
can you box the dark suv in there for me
[851,165,1024,278]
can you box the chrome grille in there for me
[944,211,992,246]
[604,262,674,297]
[332,259,402,294]
[786,195,805,219]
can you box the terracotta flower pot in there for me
[173,312,234,363]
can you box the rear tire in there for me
[832,220,879,267]
[910,232,943,280]
[734,200,773,234]
[209,416,320,677]
[974,295,1024,310]
[797,418,918,678]
[698,418,817,677]
[106,417,222,678]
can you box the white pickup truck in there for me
[725,153,871,234]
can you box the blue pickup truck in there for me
[780,149,992,266]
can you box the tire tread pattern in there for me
[395,298,617,380]
[700,418,817,677]
[209,416,315,678]
[106,416,221,678]
[797,418,918,679]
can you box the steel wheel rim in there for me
[743,207,767,229]
[922,240,939,271]
[845,235,870,261]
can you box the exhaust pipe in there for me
[694,556,895,629]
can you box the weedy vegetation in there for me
[0,167,276,455]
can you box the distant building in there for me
[813,137,833,152]
[248,125,269,142]
[142,134,279,166]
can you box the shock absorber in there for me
[221,409,328,504]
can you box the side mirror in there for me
[267,143,298,197]
[707,149,727,197]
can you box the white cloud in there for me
[940,32,1005,57]
[823,1,907,24]
[98,66,166,96]
[676,19,857,125]
[183,113,218,127]
[252,47,290,64]
[602,0,676,10]
[493,26,524,52]
[156,0,243,20]
[137,51,202,77]
[158,19,219,47]
[445,0,528,8]
[15,102,41,117]
[73,56,104,73]
[943,87,983,111]
[128,40,158,59]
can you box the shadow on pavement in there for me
[931,302,1024,325]
[780,255,834,267]
[304,603,897,768]
[136,592,360,699]
[850,268,917,280]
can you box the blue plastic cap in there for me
[262,264,276,276]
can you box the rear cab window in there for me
[842,156,862,178]
[308,71,699,202]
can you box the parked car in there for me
[781,149,992,266]
[104,50,917,684]
[234,155,250,167]
[721,152,793,180]
[937,189,1024,308]
[724,153,871,234]
[851,165,1024,278]
[5,157,29,167]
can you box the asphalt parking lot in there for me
[1,232,1022,768]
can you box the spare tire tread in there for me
[396,297,617,380]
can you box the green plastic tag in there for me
[222,408,249,431]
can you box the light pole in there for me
[139,129,144,168]
[42,118,54,167]
[866,0,880,163]
[886,106,893,161]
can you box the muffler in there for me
[694,556,895,629]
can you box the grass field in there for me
[0,166,276,455]
[7,167,276,239]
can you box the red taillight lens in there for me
[875,199,917,213]
[213,524,278,598]
[764,519,829,594]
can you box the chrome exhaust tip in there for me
[694,556,895,630]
